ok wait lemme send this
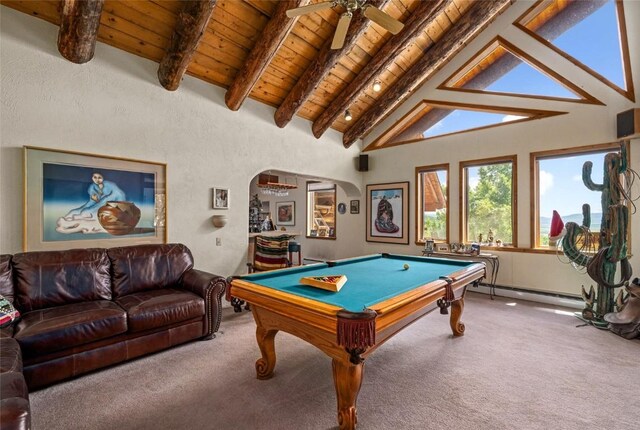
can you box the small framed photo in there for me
[425,239,435,252]
[436,243,450,252]
[276,201,295,226]
[213,188,229,209]
[350,200,360,214]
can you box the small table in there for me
[229,254,485,430]
[422,251,499,299]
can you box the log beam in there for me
[311,0,450,139]
[225,0,309,111]
[158,0,217,91]
[274,0,390,128]
[57,0,105,64]
[342,0,512,147]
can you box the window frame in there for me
[415,163,450,245]
[459,155,518,247]
[530,142,622,249]
[306,181,337,240]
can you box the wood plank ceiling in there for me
[1,0,513,147]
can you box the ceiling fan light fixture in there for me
[372,80,381,92]
[344,110,353,122]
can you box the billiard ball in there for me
[403,263,409,270]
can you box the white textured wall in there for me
[360,0,640,296]
[0,7,363,276]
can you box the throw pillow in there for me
[0,294,20,328]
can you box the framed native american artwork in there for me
[276,201,295,226]
[23,146,167,251]
[366,182,409,244]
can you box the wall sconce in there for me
[372,79,381,92]
[211,214,227,228]
[344,109,352,122]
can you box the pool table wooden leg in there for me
[450,297,465,336]
[332,358,364,430]
[255,325,278,379]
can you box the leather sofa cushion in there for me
[0,338,22,373]
[116,289,204,333]
[0,255,13,303]
[13,249,111,312]
[108,244,194,299]
[14,301,127,358]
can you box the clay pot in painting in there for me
[98,201,141,235]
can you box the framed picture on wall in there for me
[366,182,409,244]
[23,146,167,252]
[350,200,360,214]
[276,201,295,226]
[212,187,229,209]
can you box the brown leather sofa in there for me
[0,243,226,430]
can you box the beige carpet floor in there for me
[30,293,639,430]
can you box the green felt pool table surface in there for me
[240,253,479,312]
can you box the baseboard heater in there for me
[472,283,583,309]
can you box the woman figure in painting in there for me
[64,172,126,220]
[375,196,399,234]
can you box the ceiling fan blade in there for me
[286,2,334,18]
[363,5,404,34]
[331,12,352,50]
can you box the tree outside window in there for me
[461,156,516,246]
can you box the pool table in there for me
[229,253,485,430]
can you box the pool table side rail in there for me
[368,262,486,315]
[230,278,344,332]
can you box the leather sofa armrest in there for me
[181,269,226,339]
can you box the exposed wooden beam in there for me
[158,0,217,91]
[57,0,105,64]
[343,0,512,147]
[274,0,390,128]
[225,0,309,111]
[311,0,451,139]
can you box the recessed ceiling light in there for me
[344,110,353,121]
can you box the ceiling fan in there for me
[286,0,405,50]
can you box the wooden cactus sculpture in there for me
[561,144,632,323]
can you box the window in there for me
[306,182,336,239]
[367,100,563,150]
[460,156,517,246]
[439,37,597,103]
[515,0,634,101]
[531,143,619,248]
[415,164,449,243]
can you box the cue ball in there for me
[403,264,409,270]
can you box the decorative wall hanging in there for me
[366,182,409,244]
[23,146,166,251]
[276,201,295,226]
[212,187,229,209]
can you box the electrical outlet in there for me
[216,238,222,246]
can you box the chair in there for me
[231,235,291,312]
[248,234,292,273]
